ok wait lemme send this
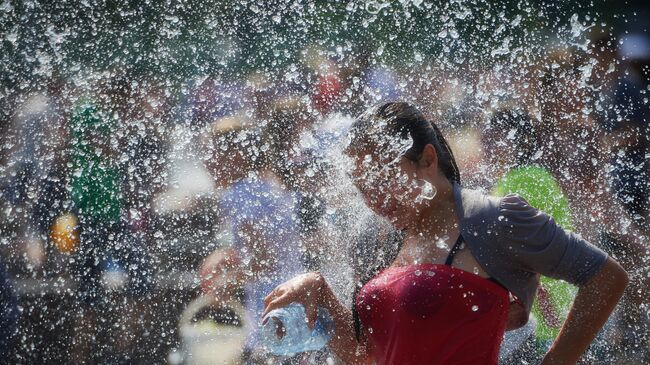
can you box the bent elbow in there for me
[604,257,630,291]
[582,257,628,289]
[620,267,630,287]
[611,258,630,286]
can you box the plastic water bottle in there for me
[260,302,335,356]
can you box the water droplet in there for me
[471,305,479,312]
[435,239,447,249]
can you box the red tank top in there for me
[355,235,510,365]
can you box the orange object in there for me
[50,213,80,253]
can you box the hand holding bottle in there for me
[260,302,335,356]
[263,272,372,365]
[261,271,326,330]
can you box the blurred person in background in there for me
[114,78,173,362]
[198,115,260,306]
[590,31,649,229]
[120,79,172,236]
[535,47,613,245]
[1,75,70,272]
[588,31,650,361]
[67,90,124,363]
[258,96,328,272]
[198,103,307,364]
[537,46,603,194]
[0,75,78,364]
[537,46,650,362]
[67,73,157,363]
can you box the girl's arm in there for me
[319,276,373,365]
[540,257,629,365]
[262,272,372,365]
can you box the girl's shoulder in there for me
[460,184,608,286]
[455,184,539,233]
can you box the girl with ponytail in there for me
[262,102,628,365]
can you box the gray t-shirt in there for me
[453,182,609,330]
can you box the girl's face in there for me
[346,146,428,226]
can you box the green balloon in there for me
[493,165,573,231]
[492,165,577,342]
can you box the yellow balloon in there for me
[51,213,80,253]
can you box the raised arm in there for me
[262,272,372,365]
[540,257,629,365]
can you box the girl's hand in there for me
[261,272,326,330]
[263,273,371,365]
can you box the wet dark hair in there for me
[348,102,461,183]
[348,101,461,341]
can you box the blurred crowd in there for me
[0,28,649,365]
